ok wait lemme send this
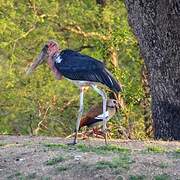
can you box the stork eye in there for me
[49,43,56,48]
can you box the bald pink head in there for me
[47,40,60,56]
[26,40,61,79]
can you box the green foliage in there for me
[0,0,149,139]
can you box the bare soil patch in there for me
[0,135,180,180]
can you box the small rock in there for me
[74,155,82,161]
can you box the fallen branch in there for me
[34,104,50,135]
[59,25,110,41]
[74,45,95,52]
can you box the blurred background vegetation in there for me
[0,0,152,139]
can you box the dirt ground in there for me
[0,135,180,180]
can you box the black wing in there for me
[54,49,121,93]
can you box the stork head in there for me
[107,99,119,111]
[26,40,59,75]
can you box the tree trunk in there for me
[125,0,180,140]
[141,64,152,137]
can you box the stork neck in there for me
[47,52,62,80]
[52,52,60,59]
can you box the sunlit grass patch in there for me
[98,145,130,153]
[175,148,180,153]
[43,143,130,155]
[45,156,65,166]
[76,144,130,155]
[146,146,166,153]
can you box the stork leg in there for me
[91,85,108,145]
[72,87,84,145]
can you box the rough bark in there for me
[141,64,152,137]
[125,0,180,140]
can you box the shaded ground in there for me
[0,135,180,180]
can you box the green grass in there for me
[40,177,51,180]
[129,175,146,180]
[95,161,116,169]
[26,172,37,179]
[158,162,169,169]
[167,148,180,159]
[154,174,171,180]
[26,172,36,179]
[112,155,135,169]
[0,143,6,147]
[44,143,68,149]
[76,144,130,154]
[45,156,65,166]
[56,166,69,172]
[7,172,24,179]
[146,146,166,153]
[43,143,130,156]
[95,154,134,170]
[175,148,180,153]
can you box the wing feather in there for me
[55,49,121,92]
[79,103,102,128]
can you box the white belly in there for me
[68,79,97,87]
[95,111,109,119]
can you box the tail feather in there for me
[101,69,122,93]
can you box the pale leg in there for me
[91,85,108,144]
[73,88,84,144]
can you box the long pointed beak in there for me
[26,45,48,75]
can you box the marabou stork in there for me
[26,40,121,144]
[79,99,119,144]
